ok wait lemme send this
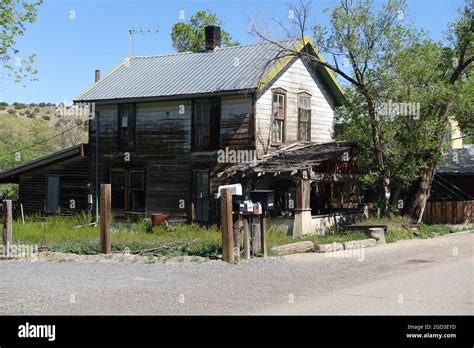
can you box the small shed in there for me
[0,144,90,215]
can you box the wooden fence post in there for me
[221,188,234,263]
[2,200,12,256]
[233,215,241,262]
[243,217,250,260]
[100,184,112,254]
[260,212,267,257]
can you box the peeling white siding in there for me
[255,58,336,155]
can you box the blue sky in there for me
[0,0,465,104]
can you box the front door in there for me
[193,170,209,223]
[110,169,126,210]
[110,168,145,212]
[45,175,60,213]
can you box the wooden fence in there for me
[423,200,473,224]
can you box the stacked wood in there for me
[271,241,315,255]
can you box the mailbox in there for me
[232,194,245,212]
[250,190,275,212]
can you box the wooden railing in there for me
[423,200,473,224]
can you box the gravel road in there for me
[0,232,472,315]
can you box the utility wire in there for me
[0,119,87,162]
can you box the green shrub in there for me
[385,227,414,243]
[0,102,8,106]
[38,102,46,107]
[7,109,16,115]
[42,115,51,121]
[14,103,26,109]
[0,105,6,110]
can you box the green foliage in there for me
[0,102,9,106]
[417,224,471,239]
[1,0,43,84]
[13,216,223,257]
[41,114,50,120]
[0,115,57,198]
[385,228,414,243]
[13,103,25,109]
[331,0,472,209]
[38,102,46,107]
[7,109,15,115]
[171,10,239,52]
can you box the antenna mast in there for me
[128,28,159,56]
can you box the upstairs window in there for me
[298,93,311,141]
[192,98,220,151]
[272,91,286,143]
[118,104,135,150]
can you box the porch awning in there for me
[218,141,357,178]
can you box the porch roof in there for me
[218,141,357,177]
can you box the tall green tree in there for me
[0,0,43,84]
[403,3,473,222]
[253,0,416,208]
[171,10,239,52]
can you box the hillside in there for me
[0,102,89,198]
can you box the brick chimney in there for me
[205,25,221,51]
[95,69,100,83]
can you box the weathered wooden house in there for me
[72,26,360,234]
[0,26,360,235]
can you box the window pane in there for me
[121,115,128,127]
[273,119,283,142]
[129,171,144,190]
[194,100,211,149]
[299,95,311,109]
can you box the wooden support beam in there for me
[2,200,12,256]
[100,184,112,254]
[260,213,267,257]
[243,217,250,260]
[221,188,234,263]
[296,173,311,209]
[233,215,241,262]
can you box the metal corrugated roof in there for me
[75,40,299,102]
[437,147,474,174]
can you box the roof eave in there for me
[74,88,257,104]
[0,144,87,183]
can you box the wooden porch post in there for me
[293,171,312,237]
[2,200,12,256]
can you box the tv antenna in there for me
[128,28,159,56]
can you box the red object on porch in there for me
[151,213,170,226]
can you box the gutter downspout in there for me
[95,111,100,224]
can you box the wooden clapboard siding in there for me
[18,156,89,215]
[255,57,336,155]
[423,200,473,224]
[90,95,253,221]
[220,96,253,149]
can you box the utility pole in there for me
[128,28,159,56]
